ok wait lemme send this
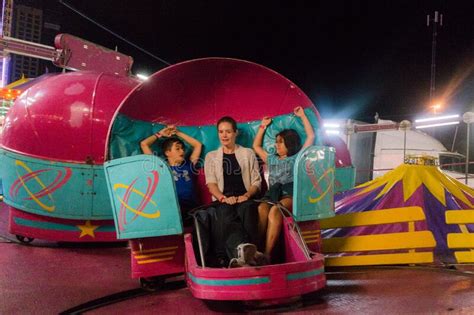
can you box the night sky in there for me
[49,1,473,123]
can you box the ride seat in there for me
[109,112,307,205]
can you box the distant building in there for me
[10,3,43,81]
[0,0,61,85]
[0,0,14,87]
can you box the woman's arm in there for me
[207,183,239,205]
[140,126,173,155]
[237,185,259,203]
[252,116,272,163]
[294,106,315,148]
[175,129,202,165]
[237,149,262,203]
[207,183,226,202]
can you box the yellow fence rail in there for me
[319,207,436,267]
[446,210,474,263]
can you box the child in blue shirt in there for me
[141,125,202,215]
[252,106,315,261]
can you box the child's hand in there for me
[167,125,177,133]
[160,126,176,137]
[171,126,178,135]
[294,106,306,117]
[168,125,178,134]
[261,116,272,127]
[160,129,172,137]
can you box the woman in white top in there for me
[203,116,261,267]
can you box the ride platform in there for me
[1,202,473,314]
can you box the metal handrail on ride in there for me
[254,199,312,260]
[187,202,220,269]
[193,214,207,268]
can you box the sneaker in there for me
[236,243,257,266]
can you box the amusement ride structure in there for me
[0,33,357,302]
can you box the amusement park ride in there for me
[0,33,357,302]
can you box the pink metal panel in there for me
[1,72,138,164]
[184,233,326,301]
[54,34,134,76]
[0,35,56,61]
[129,235,186,279]
[8,207,117,242]
[355,122,399,132]
[299,220,322,253]
[118,58,321,126]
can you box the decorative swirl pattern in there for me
[305,159,334,204]
[10,160,72,212]
[113,170,161,231]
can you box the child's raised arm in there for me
[175,128,202,165]
[294,106,315,148]
[140,126,175,155]
[252,116,272,163]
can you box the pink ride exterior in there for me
[106,58,329,300]
[1,54,330,302]
[1,72,139,242]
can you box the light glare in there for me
[324,123,340,128]
[415,114,459,123]
[415,121,459,129]
[136,73,149,81]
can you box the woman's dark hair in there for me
[162,137,185,153]
[277,129,301,157]
[217,116,237,132]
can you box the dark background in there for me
[44,0,473,151]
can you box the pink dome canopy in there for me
[1,72,138,164]
[117,58,320,125]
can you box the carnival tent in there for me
[324,161,474,263]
